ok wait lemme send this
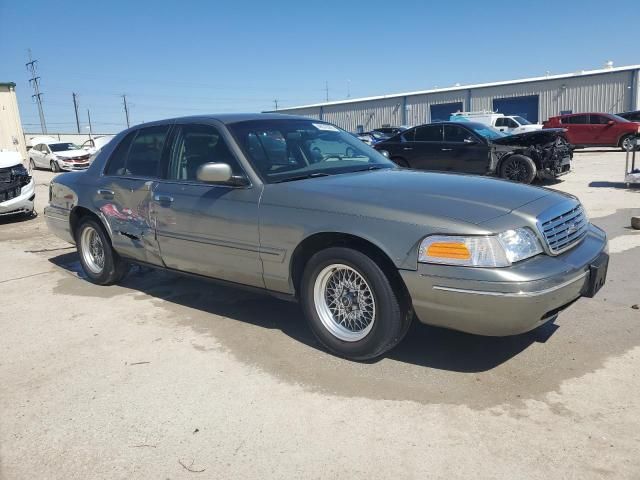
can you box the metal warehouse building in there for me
[272,64,640,132]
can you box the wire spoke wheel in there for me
[313,264,376,342]
[80,226,105,274]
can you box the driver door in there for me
[153,123,264,288]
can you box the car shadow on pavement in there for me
[49,251,550,372]
[588,181,640,190]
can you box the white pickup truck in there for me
[450,111,543,134]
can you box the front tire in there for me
[50,160,60,172]
[620,134,636,152]
[76,217,128,285]
[300,247,411,361]
[500,154,537,184]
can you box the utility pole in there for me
[122,94,130,128]
[324,81,329,102]
[347,79,351,99]
[87,109,93,136]
[273,99,278,111]
[26,49,47,134]
[72,92,80,133]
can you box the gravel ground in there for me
[1,149,639,479]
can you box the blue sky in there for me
[1,0,638,134]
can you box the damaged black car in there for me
[373,121,572,183]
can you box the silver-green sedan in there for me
[45,114,608,360]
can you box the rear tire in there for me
[300,247,411,361]
[76,217,128,285]
[500,154,536,184]
[50,160,60,172]
[620,134,636,152]
[29,158,36,171]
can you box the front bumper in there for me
[59,162,90,171]
[400,224,607,336]
[0,179,35,216]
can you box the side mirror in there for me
[196,162,233,183]
[463,137,477,144]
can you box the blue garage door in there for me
[430,102,463,122]
[493,95,539,123]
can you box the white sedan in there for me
[29,141,92,172]
[80,135,115,155]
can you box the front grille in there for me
[0,186,20,202]
[540,204,588,254]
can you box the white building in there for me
[272,64,640,132]
[0,82,27,161]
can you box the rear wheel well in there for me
[290,233,410,305]
[70,207,107,241]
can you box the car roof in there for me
[412,121,485,129]
[133,113,316,129]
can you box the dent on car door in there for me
[95,126,168,265]
[153,123,264,288]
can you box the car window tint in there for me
[414,125,443,142]
[507,118,518,128]
[444,125,473,142]
[563,115,588,124]
[104,131,136,176]
[125,125,169,177]
[168,124,242,181]
[401,129,415,142]
[495,118,506,127]
[589,115,609,125]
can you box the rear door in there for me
[560,114,590,145]
[442,124,489,174]
[409,124,446,170]
[30,144,44,167]
[94,125,170,265]
[153,122,263,288]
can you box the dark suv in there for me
[543,113,640,151]
[374,121,572,183]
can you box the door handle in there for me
[154,194,174,204]
[403,147,413,151]
[441,148,453,151]
[97,189,114,197]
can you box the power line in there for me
[26,49,47,134]
[72,92,80,133]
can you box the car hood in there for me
[54,149,89,158]
[492,128,566,146]
[0,151,22,168]
[264,169,560,227]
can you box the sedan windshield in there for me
[49,143,81,152]
[229,120,395,183]
[513,116,532,125]
[609,114,630,123]
[466,123,506,140]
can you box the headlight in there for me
[418,227,542,267]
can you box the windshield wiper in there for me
[275,172,332,183]
[350,165,389,173]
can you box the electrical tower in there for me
[325,81,329,102]
[26,49,47,134]
[72,93,80,133]
[122,94,130,127]
[273,99,279,110]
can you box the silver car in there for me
[45,114,608,360]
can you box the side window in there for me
[589,115,609,125]
[495,118,506,127]
[125,125,170,177]
[563,115,588,124]
[506,118,519,128]
[34,144,42,152]
[401,129,415,142]
[444,125,473,143]
[414,125,443,142]
[104,131,136,176]
[167,124,242,181]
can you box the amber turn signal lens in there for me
[426,242,471,260]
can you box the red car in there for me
[543,113,640,151]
